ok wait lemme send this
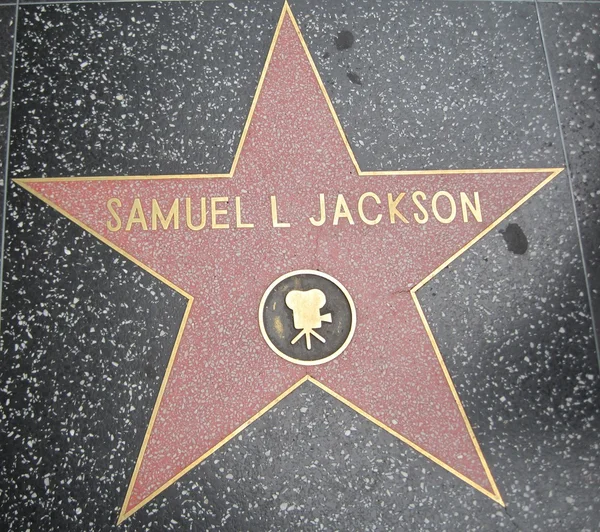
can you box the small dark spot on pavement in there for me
[335,30,354,51]
[347,71,362,85]
[501,223,528,255]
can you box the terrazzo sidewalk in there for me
[0,1,598,530]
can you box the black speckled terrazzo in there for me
[418,172,600,530]
[0,5,14,255]
[1,1,599,530]
[9,1,280,177]
[0,188,188,530]
[291,0,563,171]
[539,1,600,344]
[0,7,13,172]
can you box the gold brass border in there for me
[10,0,565,523]
[258,269,357,366]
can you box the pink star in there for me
[17,3,560,522]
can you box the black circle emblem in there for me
[259,270,356,365]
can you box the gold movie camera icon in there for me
[285,289,333,350]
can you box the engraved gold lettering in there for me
[333,194,354,225]
[309,193,326,227]
[152,199,180,230]
[358,192,382,226]
[211,197,229,229]
[270,195,290,228]
[185,197,207,230]
[107,198,122,232]
[432,191,456,224]
[114,190,480,233]
[460,191,482,223]
[412,191,428,224]
[235,196,254,229]
[387,193,409,224]
[125,198,148,231]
